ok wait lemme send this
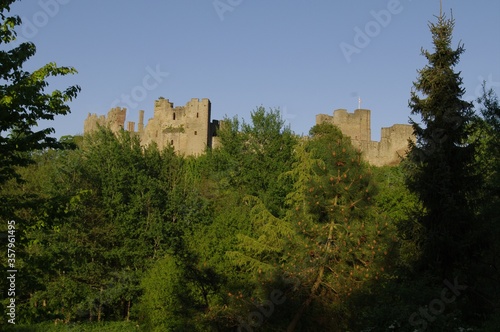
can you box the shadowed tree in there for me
[404,12,481,278]
[225,124,393,331]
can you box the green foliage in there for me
[0,0,80,189]
[0,127,213,325]
[4,321,141,332]
[475,84,500,191]
[405,13,481,276]
[372,165,422,270]
[3,107,498,330]
[136,254,196,331]
[213,106,297,216]
[372,166,419,223]
[226,196,294,278]
[1,10,498,328]
[281,123,395,331]
[469,86,500,324]
[214,123,396,331]
[382,13,500,332]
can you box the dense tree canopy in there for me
[1,5,500,332]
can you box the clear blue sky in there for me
[9,0,500,140]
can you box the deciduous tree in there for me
[0,0,80,189]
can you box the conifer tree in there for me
[226,124,392,331]
[405,12,479,277]
[284,124,389,331]
[471,86,500,320]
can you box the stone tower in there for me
[316,108,414,166]
[83,98,219,156]
[327,109,371,142]
[84,107,126,134]
[141,98,214,155]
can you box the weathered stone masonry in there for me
[84,98,220,156]
[84,99,414,165]
[316,108,414,166]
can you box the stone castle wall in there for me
[84,98,219,156]
[84,100,413,166]
[316,109,414,166]
[84,107,126,134]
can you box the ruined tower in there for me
[316,108,414,166]
[84,107,126,134]
[141,98,214,155]
[83,98,219,156]
[317,109,371,143]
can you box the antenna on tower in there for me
[439,0,443,17]
[358,96,361,110]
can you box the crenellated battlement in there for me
[316,109,414,166]
[84,107,126,134]
[83,98,218,156]
[84,99,413,165]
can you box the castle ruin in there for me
[316,109,414,166]
[84,98,219,156]
[84,99,414,166]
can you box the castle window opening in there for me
[83,98,219,158]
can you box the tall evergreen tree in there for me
[405,12,480,277]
